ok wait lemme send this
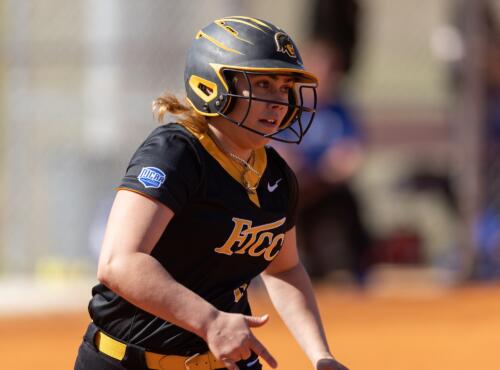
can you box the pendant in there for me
[242,171,258,194]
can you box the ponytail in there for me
[152,93,208,135]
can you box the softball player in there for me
[74,16,348,370]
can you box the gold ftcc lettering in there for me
[214,217,286,261]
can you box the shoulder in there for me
[265,145,299,230]
[141,123,200,153]
[265,145,295,177]
[265,145,298,190]
[131,123,203,165]
[120,123,205,212]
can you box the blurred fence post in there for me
[0,1,5,275]
[2,0,35,274]
[0,1,7,277]
[453,0,487,281]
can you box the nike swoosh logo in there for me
[267,178,282,192]
[246,357,259,367]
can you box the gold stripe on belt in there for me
[95,331,225,370]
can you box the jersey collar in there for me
[184,125,267,207]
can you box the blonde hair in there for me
[152,93,208,135]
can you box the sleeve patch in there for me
[137,167,166,188]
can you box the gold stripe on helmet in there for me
[195,31,244,55]
[214,19,254,45]
[225,16,273,30]
[219,18,268,33]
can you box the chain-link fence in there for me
[1,0,498,282]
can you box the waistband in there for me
[86,323,225,370]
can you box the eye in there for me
[255,79,270,89]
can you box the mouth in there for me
[258,118,279,129]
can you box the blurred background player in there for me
[275,0,372,285]
[456,1,500,279]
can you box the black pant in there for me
[74,323,262,370]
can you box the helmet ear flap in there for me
[188,75,218,104]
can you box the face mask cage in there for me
[214,69,317,144]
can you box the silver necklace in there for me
[207,129,261,193]
[227,151,260,176]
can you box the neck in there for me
[208,125,253,162]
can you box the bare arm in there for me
[261,227,348,370]
[97,189,276,370]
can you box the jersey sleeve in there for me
[118,126,202,214]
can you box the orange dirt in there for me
[0,283,499,370]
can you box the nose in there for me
[271,103,288,117]
[269,101,286,113]
[267,91,288,111]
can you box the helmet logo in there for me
[274,32,296,58]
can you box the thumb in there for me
[245,314,269,327]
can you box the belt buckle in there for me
[184,352,201,370]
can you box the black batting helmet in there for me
[184,16,318,143]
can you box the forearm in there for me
[98,252,217,339]
[261,263,333,365]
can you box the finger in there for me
[221,358,240,370]
[244,314,269,328]
[250,338,277,368]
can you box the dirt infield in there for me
[1,283,499,370]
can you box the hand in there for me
[316,357,349,370]
[203,311,277,370]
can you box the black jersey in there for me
[88,123,298,355]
